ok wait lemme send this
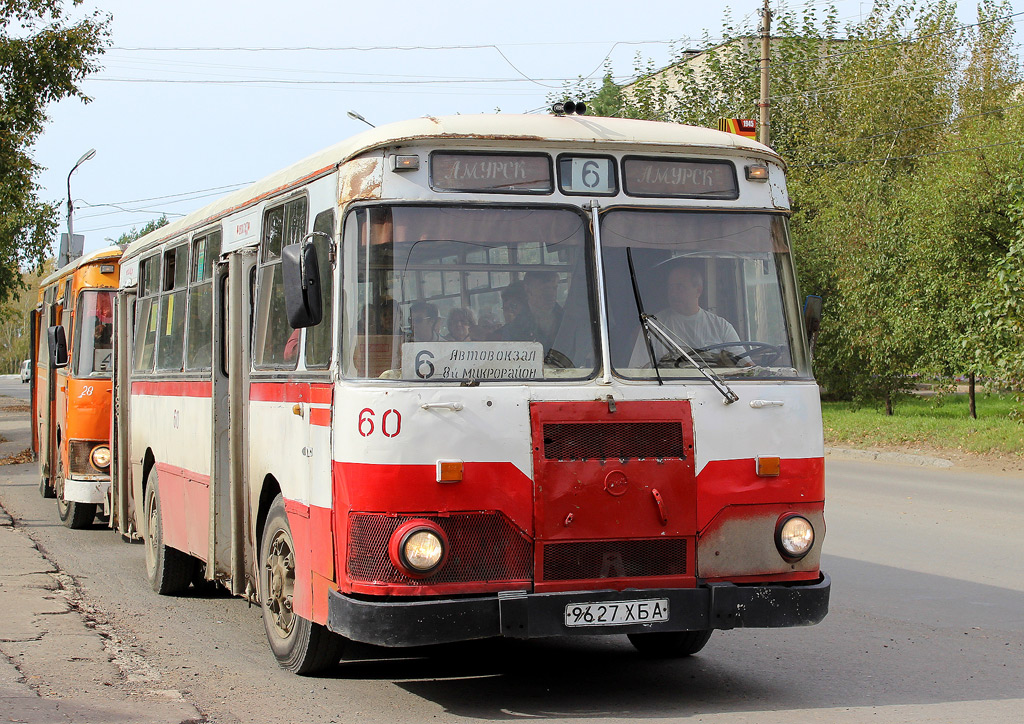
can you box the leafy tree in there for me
[558,0,1023,415]
[0,259,54,373]
[1,0,109,300]
[117,215,169,246]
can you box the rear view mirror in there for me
[803,295,822,340]
[282,234,324,329]
[47,325,69,369]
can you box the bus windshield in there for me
[601,210,811,379]
[342,205,598,382]
[73,289,115,378]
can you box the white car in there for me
[19,359,31,383]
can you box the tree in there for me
[0,1,109,302]
[117,215,169,246]
[0,259,54,373]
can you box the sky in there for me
[31,0,1024,256]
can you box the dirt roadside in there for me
[0,396,205,724]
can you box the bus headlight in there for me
[90,445,111,471]
[389,520,448,578]
[775,515,814,560]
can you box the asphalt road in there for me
[0,391,1021,724]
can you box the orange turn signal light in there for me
[436,459,463,483]
[756,456,781,477]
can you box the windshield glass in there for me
[601,210,810,379]
[342,205,597,382]
[73,290,114,378]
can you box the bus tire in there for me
[260,494,345,675]
[144,481,195,595]
[627,629,713,658]
[55,457,96,529]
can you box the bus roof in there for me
[39,245,122,289]
[123,114,780,260]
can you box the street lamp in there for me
[65,148,96,264]
[346,110,375,128]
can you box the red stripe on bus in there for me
[249,381,333,404]
[309,384,332,405]
[132,380,212,398]
[309,408,331,427]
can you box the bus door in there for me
[215,252,255,596]
[28,307,39,461]
[111,291,135,537]
[36,294,58,497]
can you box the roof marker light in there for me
[391,154,420,171]
[746,164,769,181]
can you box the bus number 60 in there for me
[358,408,402,438]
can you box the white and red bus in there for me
[114,114,829,674]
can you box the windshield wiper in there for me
[626,248,739,404]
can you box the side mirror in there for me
[47,325,69,369]
[803,295,822,340]
[282,233,324,329]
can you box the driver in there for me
[628,259,750,367]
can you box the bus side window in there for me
[304,209,334,369]
[185,230,221,371]
[254,197,306,369]
[156,244,188,371]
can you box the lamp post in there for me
[65,149,96,263]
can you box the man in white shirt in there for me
[629,260,748,367]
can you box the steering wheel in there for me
[691,341,782,367]
[544,348,574,368]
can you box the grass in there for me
[822,393,1024,458]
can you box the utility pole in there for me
[759,0,772,147]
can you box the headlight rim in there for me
[89,444,111,471]
[388,519,448,579]
[775,513,814,561]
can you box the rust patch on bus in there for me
[340,157,384,202]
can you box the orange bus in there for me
[31,247,120,528]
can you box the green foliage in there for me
[556,0,1023,416]
[0,1,110,302]
[117,215,169,246]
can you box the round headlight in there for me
[776,515,814,560]
[388,520,448,578]
[90,445,111,470]
[403,530,444,572]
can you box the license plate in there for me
[564,598,670,627]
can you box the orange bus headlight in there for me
[90,445,111,471]
[388,520,448,578]
[775,515,814,560]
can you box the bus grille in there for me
[347,512,533,585]
[542,422,686,460]
[68,440,106,476]
[542,539,688,581]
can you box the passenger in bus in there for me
[409,301,441,342]
[94,320,112,348]
[523,270,563,348]
[443,307,475,342]
[495,283,530,341]
[628,259,749,367]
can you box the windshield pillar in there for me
[588,201,613,385]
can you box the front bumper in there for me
[327,573,830,648]
[63,478,110,505]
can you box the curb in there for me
[825,446,955,468]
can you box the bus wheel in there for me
[260,494,345,674]
[55,458,96,529]
[627,630,713,658]
[143,482,195,595]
